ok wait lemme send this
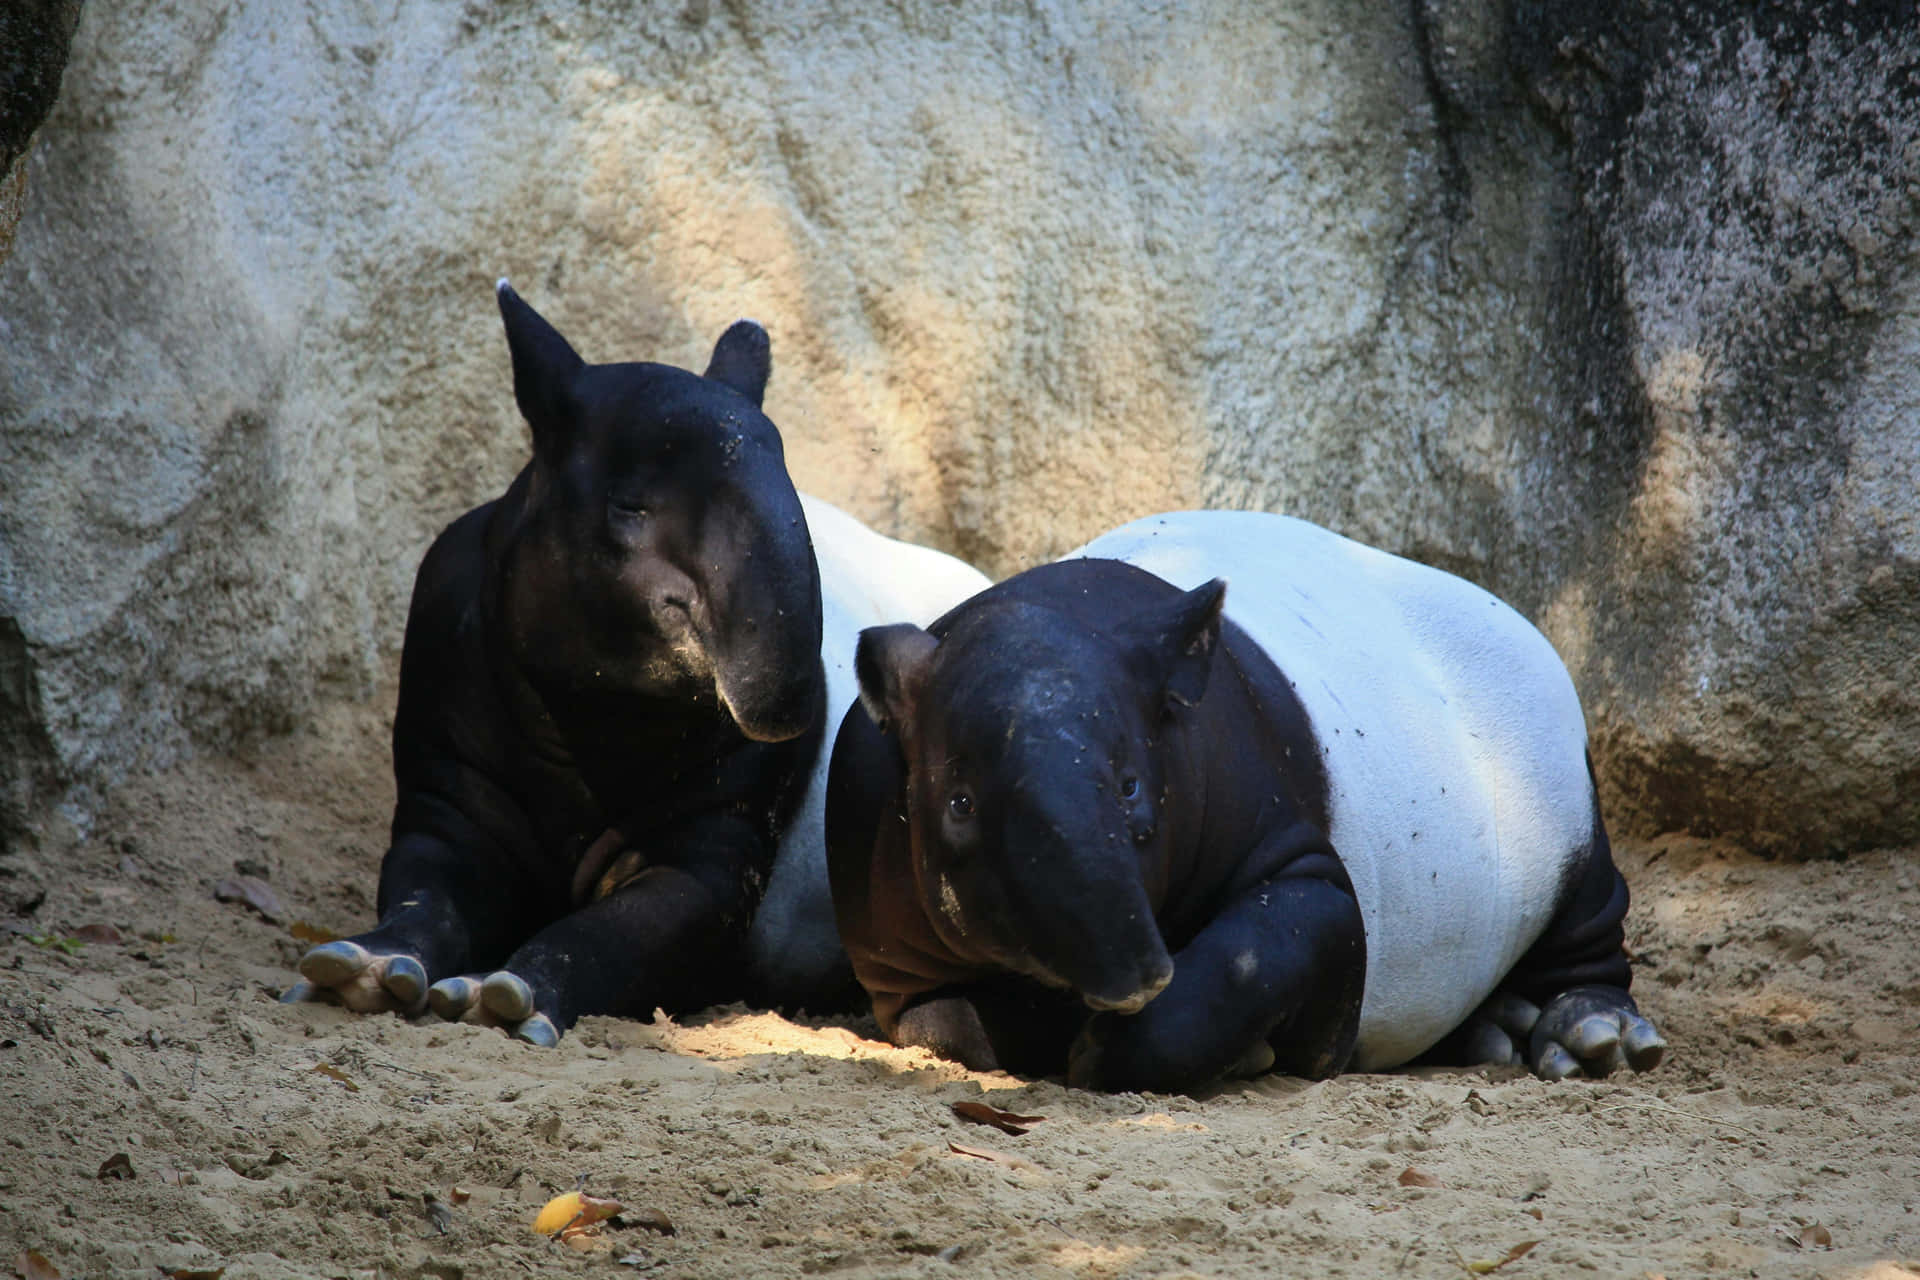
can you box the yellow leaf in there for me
[531,1191,624,1236]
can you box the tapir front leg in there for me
[1067,859,1366,1093]
[282,826,544,1016]
[425,813,768,1045]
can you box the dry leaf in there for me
[625,1206,677,1237]
[15,1251,61,1280]
[951,1100,1046,1136]
[309,1063,359,1091]
[448,1186,471,1205]
[288,921,338,944]
[97,1152,134,1180]
[1398,1167,1444,1188]
[213,876,284,922]
[531,1191,624,1237]
[71,924,124,945]
[947,1141,1038,1172]
[1465,1241,1538,1274]
[1524,1208,1543,1221]
[160,1269,226,1280]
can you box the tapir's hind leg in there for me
[1494,789,1666,1079]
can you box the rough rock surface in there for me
[2,0,1917,855]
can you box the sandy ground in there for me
[3,688,1918,1280]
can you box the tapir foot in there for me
[426,970,561,1047]
[282,940,430,1016]
[1450,990,1543,1067]
[1528,985,1665,1081]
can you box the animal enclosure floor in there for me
[2,692,1917,1280]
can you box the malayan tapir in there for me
[827,511,1666,1092]
[281,283,989,1045]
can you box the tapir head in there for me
[493,282,822,742]
[854,577,1227,1013]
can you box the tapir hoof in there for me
[1529,985,1665,1080]
[425,969,564,1046]
[427,975,484,1021]
[286,940,430,1016]
[481,971,537,1022]
[1452,991,1541,1067]
[513,1013,560,1048]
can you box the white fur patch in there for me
[745,496,991,985]
[1077,511,1595,1070]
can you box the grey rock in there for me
[1,0,1917,856]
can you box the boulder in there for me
[2,0,1916,856]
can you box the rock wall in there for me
[2,0,1916,856]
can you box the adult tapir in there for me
[282,283,989,1045]
[827,510,1665,1092]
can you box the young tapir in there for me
[281,283,988,1045]
[827,511,1665,1092]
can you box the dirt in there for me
[2,686,1918,1280]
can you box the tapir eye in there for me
[948,791,976,820]
[1119,775,1141,801]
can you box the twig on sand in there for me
[1593,1097,1766,1139]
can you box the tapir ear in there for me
[1121,579,1226,710]
[497,280,584,457]
[703,319,772,407]
[855,624,939,739]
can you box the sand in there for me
[3,688,1917,1280]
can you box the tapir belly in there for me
[1076,511,1596,1070]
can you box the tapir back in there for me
[1076,512,1596,1070]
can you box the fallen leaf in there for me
[448,1186,471,1205]
[97,1152,134,1180]
[15,1251,61,1280]
[532,1191,624,1236]
[1398,1167,1444,1188]
[951,1100,1046,1135]
[1524,1208,1543,1221]
[947,1141,1038,1172]
[309,1063,359,1091]
[213,876,284,922]
[71,924,124,945]
[160,1269,226,1280]
[1470,1241,1539,1274]
[625,1206,677,1237]
[288,920,338,944]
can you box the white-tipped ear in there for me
[854,624,939,737]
